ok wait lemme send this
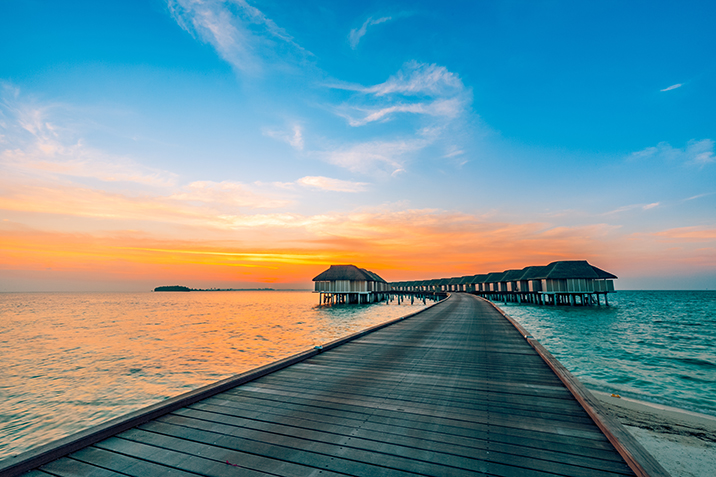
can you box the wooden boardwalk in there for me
[5,294,668,476]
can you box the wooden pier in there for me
[2,294,668,477]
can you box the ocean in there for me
[1,290,714,461]
[0,290,430,460]
[497,290,716,417]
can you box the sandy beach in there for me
[594,391,716,477]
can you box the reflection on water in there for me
[498,290,716,416]
[0,291,428,459]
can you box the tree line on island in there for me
[153,285,275,292]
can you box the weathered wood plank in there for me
[215,386,608,440]
[269,363,577,398]
[113,428,419,477]
[136,420,493,477]
[16,471,54,477]
[94,436,292,477]
[68,446,202,477]
[184,399,622,456]
[174,405,624,462]
[39,456,135,477]
[226,380,592,420]
[157,410,634,476]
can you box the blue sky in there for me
[1,0,715,290]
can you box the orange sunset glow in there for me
[2,205,714,291]
[1,0,715,292]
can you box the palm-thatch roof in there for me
[520,266,549,280]
[470,274,489,284]
[542,261,617,279]
[500,269,525,282]
[385,260,616,288]
[313,265,387,283]
[484,272,506,282]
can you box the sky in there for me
[1,0,715,291]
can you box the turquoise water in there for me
[498,290,716,416]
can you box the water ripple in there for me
[0,291,428,459]
[498,290,716,417]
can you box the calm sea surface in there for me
[0,291,430,460]
[498,290,716,417]
[1,290,714,461]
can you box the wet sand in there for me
[594,391,716,477]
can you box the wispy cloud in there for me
[630,139,715,166]
[443,146,464,159]
[349,16,392,49]
[318,135,430,176]
[167,0,308,74]
[0,88,300,226]
[165,5,470,178]
[660,83,682,92]
[329,62,469,126]
[0,91,177,187]
[654,226,716,240]
[0,174,294,229]
[603,202,660,215]
[296,176,368,192]
[318,62,472,174]
[684,191,716,201]
[340,97,464,127]
[170,180,291,209]
[263,124,304,150]
[365,62,464,97]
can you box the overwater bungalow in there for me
[484,272,505,293]
[447,277,462,292]
[470,274,489,293]
[313,264,390,305]
[388,260,617,307]
[458,275,472,292]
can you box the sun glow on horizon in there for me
[2,209,715,291]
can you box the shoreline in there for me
[593,391,716,477]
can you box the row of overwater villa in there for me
[389,260,617,306]
[313,260,617,306]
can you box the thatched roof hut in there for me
[313,265,389,295]
[313,264,386,283]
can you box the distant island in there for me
[153,285,275,292]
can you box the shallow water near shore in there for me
[0,290,430,460]
[498,290,716,417]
